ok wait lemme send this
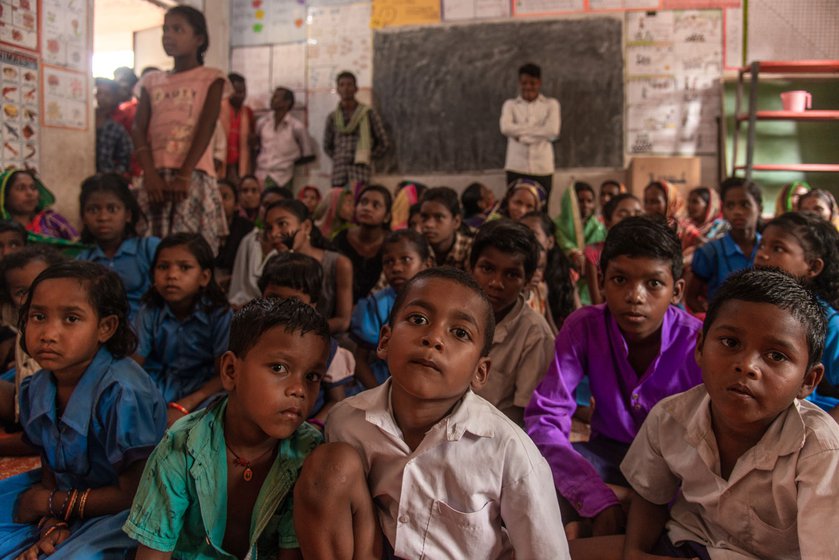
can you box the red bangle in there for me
[308,418,325,430]
[168,402,190,415]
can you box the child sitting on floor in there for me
[582,269,839,559]
[526,216,703,539]
[350,229,432,389]
[0,261,166,559]
[124,297,329,559]
[295,267,570,559]
[469,219,555,426]
[258,252,353,425]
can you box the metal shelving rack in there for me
[731,60,839,180]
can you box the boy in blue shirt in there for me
[124,297,330,559]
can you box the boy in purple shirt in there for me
[525,216,702,538]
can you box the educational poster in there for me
[230,45,272,109]
[307,2,372,90]
[0,0,38,51]
[625,10,722,155]
[370,0,441,28]
[41,0,88,71]
[589,0,659,10]
[512,0,583,16]
[443,0,510,21]
[723,6,742,69]
[0,48,38,170]
[42,65,87,130]
[271,42,307,102]
[230,0,307,47]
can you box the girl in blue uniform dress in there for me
[133,232,232,426]
[0,261,166,558]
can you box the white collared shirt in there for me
[326,381,570,559]
[255,112,312,186]
[622,385,839,559]
[499,94,561,176]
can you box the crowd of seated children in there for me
[75,174,159,321]
[0,262,166,559]
[125,298,328,560]
[214,179,255,289]
[755,211,839,420]
[687,177,763,313]
[350,229,432,390]
[258,252,353,425]
[526,216,703,538]
[295,267,571,559]
[469,219,555,426]
[571,269,839,559]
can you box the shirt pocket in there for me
[423,499,503,559]
[747,507,798,559]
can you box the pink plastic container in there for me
[780,90,812,112]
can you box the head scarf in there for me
[296,185,322,207]
[314,186,354,239]
[775,181,811,216]
[0,168,54,220]
[487,178,547,223]
[554,183,606,253]
[391,182,422,230]
[693,187,723,237]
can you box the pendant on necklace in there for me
[243,467,253,482]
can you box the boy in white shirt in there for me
[294,267,570,559]
[499,63,560,194]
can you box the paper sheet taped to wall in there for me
[443,0,510,21]
[0,48,39,171]
[307,2,372,90]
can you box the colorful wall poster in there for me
[230,0,307,47]
[42,65,87,130]
[0,0,38,51]
[307,2,372,90]
[370,0,441,28]
[625,10,722,155]
[443,0,510,21]
[0,48,39,170]
[41,0,89,71]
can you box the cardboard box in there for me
[628,156,702,197]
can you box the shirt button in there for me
[205,536,211,545]
[399,515,410,524]
[634,403,641,410]
[631,394,638,400]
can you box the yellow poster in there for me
[371,0,441,28]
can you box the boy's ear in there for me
[219,350,238,392]
[798,363,825,400]
[597,269,605,292]
[470,357,491,391]
[376,324,392,362]
[693,331,705,366]
[424,256,434,269]
[671,278,686,305]
[97,314,119,344]
[453,214,462,230]
[806,257,825,279]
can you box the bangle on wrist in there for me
[42,521,68,539]
[168,402,190,415]
[47,488,58,517]
[64,489,78,521]
[78,489,91,520]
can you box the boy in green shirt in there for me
[124,297,330,559]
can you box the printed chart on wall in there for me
[0,0,38,51]
[307,2,372,90]
[443,0,510,21]
[41,0,89,71]
[625,10,722,155]
[230,0,307,47]
[371,0,440,28]
[1,48,39,170]
[42,65,87,130]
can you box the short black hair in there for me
[217,179,237,200]
[762,212,839,310]
[519,63,541,79]
[600,216,684,280]
[79,173,143,242]
[602,193,639,223]
[389,267,495,356]
[421,187,462,218]
[461,183,486,218]
[94,77,119,93]
[704,268,826,371]
[166,5,208,64]
[358,184,393,228]
[19,261,137,358]
[0,245,66,305]
[260,185,294,202]
[0,220,27,243]
[336,71,357,85]
[574,181,596,197]
[720,176,763,210]
[228,297,330,359]
[228,72,245,84]
[469,219,540,281]
[383,229,431,263]
[273,87,295,107]
[258,252,323,305]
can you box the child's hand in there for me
[145,172,166,205]
[167,407,187,427]
[170,173,190,203]
[14,485,49,524]
[15,519,70,560]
